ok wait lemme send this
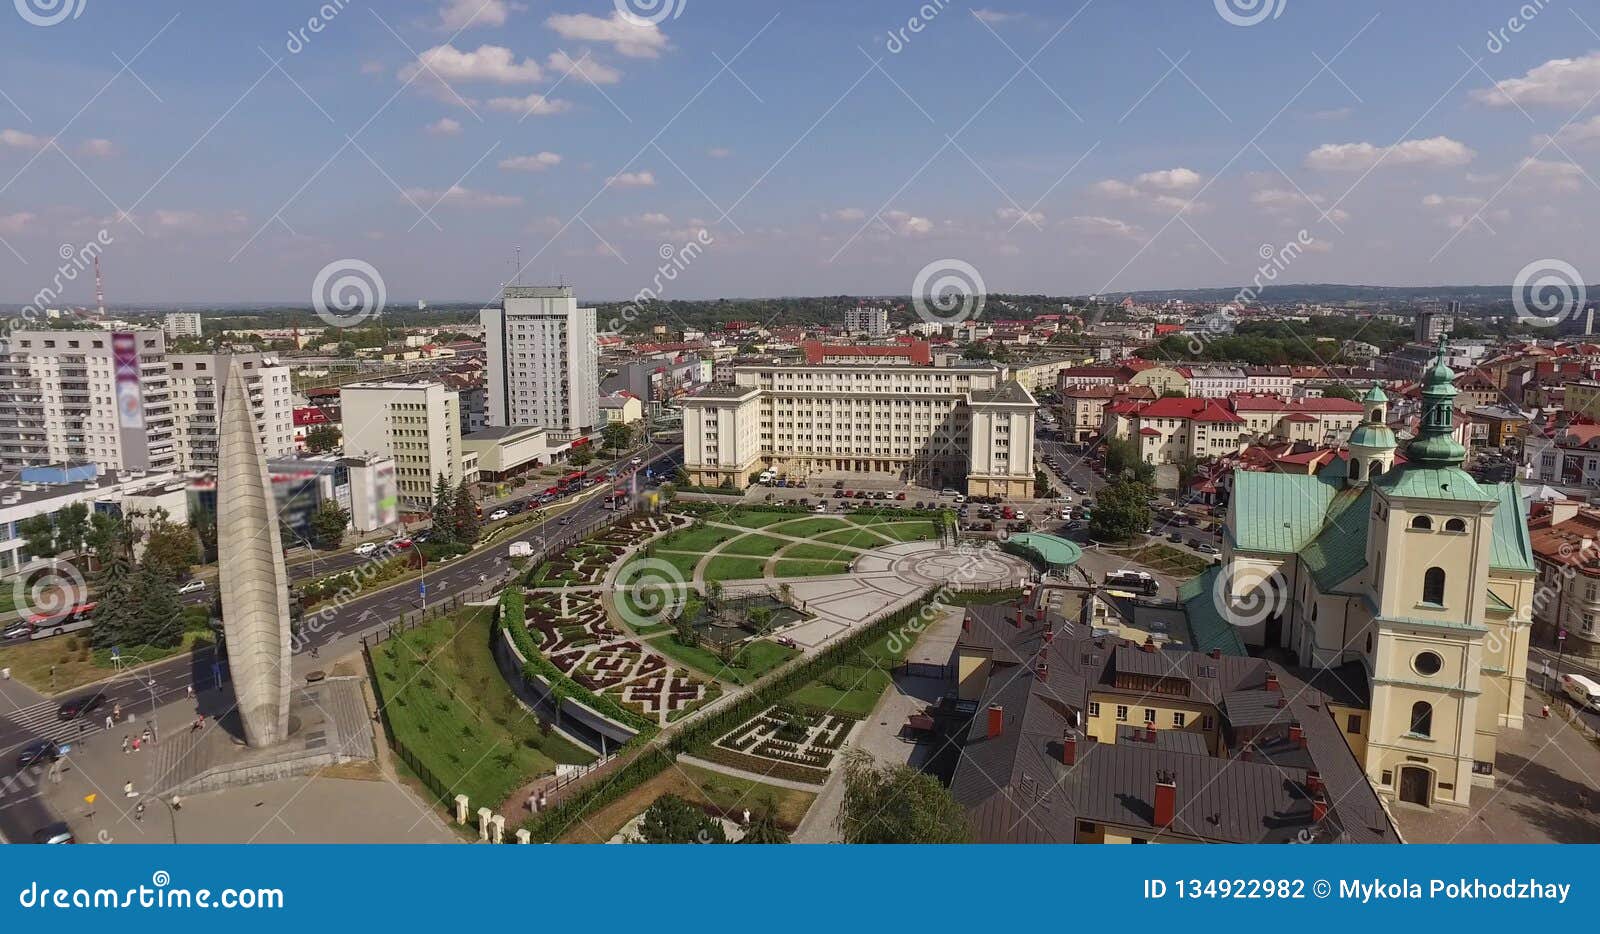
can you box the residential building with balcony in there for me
[339,380,462,511]
[481,285,599,438]
[168,352,294,472]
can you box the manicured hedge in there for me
[694,745,830,786]
[523,747,676,842]
[496,589,657,735]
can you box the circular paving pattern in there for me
[890,546,1034,590]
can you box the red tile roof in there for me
[1133,397,1244,423]
[801,339,932,365]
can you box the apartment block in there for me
[168,352,295,472]
[0,329,177,474]
[162,312,204,340]
[339,380,462,511]
[843,305,890,338]
[481,286,599,438]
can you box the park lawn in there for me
[868,521,941,543]
[771,559,852,579]
[766,517,851,538]
[702,556,770,583]
[717,533,789,558]
[785,630,909,718]
[555,761,815,843]
[781,542,861,562]
[1108,543,1210,579]
[722,509,807,529]
[369,608,594,811]
[644,634,799,686]
[616,586,691,630]
[632,550,705,582]
[0,630,215,693]
[656,524,746,553]
[813,527,894,549]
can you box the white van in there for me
[1560,672,1600,711]
[758,470,777,485]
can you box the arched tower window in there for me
[1350,459,1363,481]
[1409,702,1433,737]
[1410,515,1432,530]
[1422,567,1446,605]
[1444,517,1466,532]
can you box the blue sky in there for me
[0,0,1597,305]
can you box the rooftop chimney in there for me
[1264,672,1280,692]
[1153,771,1177,828]
[1209,648,1222,659]
[1061,731,1078,766]
[1036,663,1049,681]
[1311,795,1328,824]
[962,614,971,633]
[987,704,1004,739]
[1141,639,1157,653]
[1306,771,1323,797]
[1015,607,1024,628]
[1289,722,1304,746]
[1145,727,1158,743]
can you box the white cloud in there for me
[1304,136,1475,171]
[996,206,1045,226]
[1250,187,1349,223]
[1514,157,1584,192]
[137,209,250,237]
[623,212,671,227]
[499,151,562,171]
[546,11,669,59]
[1533,114,1600,149]
[1092,176,1206,213]
[77,138,117,158]
[882,210,934,236]
[707,147,732,159]
[1421,193,1483,209]
[438,0,517,30]
[401,44,543,85]
[973,9,1021,23]
[1306,106,1353,120]
[824,208,866,222]
[1065,215,1142,239]
[425,118,463,137]
[403,185,523,207]
[0,212,35,235]
[0,128,46,150]
[546,51,622,85]
[485,93,573,116]
[1134,167,1201,191]
[606,170,656,188]
[1471,51,1600,108]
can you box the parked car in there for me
[1195,543,1218,554]
[1168,532,1183,543]
[895,491,906,500]
[814,503,827,513]
[56,691,107,721]
[15,739,63,769]
[489,509,510,521]
[177,579,206,594]
[833,490,845,499]
[833,480,845,489]
[32,823,74,845]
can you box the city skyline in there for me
[0,0,1595,306]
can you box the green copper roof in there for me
[1348,423,1397,449]
[1301,487,1372,591]
[1487,481,1536,573]
[1179,566,1249,657]
[1230,472,1344,554]
[1362,385,1389,404]
[1374,465,1495,502]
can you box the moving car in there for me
[1,621,30,640]
[489,509,510,521]
[32,823,75,844]
[354,542,378,557]
[177,579,206,594]
[15,739,63,769]
[56,691,107,721]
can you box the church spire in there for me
[1405,335,1466,468]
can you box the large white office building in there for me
[683,361,1037,498]
[843,306,891,338]
[168,352,295,472]
[340,380,462,511]
[0,329,178,474]
[162,312,204,341]
[481,286,599,438]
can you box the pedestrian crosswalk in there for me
[1,700,114,747]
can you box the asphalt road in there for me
[0,442,681,843]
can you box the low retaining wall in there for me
[491,625,639,753]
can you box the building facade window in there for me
[1115,705,1128,722]
[1422,567,1446,606]
[1409,702,1433,738]
[1410,515,1432,530]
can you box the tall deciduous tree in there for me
[142,516,200,579]
[303,424,341,453]
[602,420,634,452]
[836,749,969,843]
[633,794,726,844]
[1087,478,1153,543]
[307,502,351,550]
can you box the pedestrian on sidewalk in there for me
[121,735,130,754]
[171,795,181,811]
[131,737,140,753]
[122,780,136,798]
[140,727,151,746]
[104,714,113,730]
[134,802,145,822]
[186,684,194,700]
